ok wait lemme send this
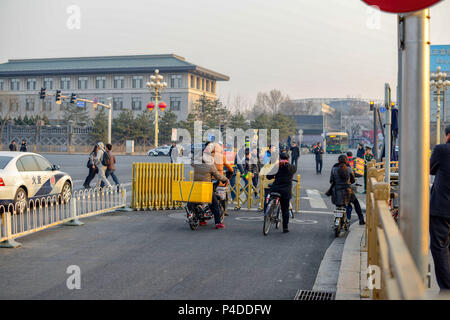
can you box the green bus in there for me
[325,132,348,154]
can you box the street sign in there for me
[362,0,442,13]
[76,101,85,108]
[379,107,387,112]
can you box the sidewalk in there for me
[335,223,441,300]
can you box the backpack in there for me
[102,151,111,166]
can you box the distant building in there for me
[0,54,229,122]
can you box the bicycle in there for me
[333,206,349,237]
[263,179,297,236]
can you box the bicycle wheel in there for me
[334,218,341,237]
[275,206,281,229]
[263,200,276,235]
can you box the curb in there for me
[335,222,366,300]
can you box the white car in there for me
[147,146,171,156]
[0,152,73,208]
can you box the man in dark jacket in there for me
[9,140,17,151]
[313,142,324,174]
[429,125,450,291]
[356,143,365,159]
[290,142,300,170]
[267,152,296,233]
[19,139,27,152]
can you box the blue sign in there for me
[379,107,387,113]
[430,45,450,72]
[76,101,85,108]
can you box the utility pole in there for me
[399,9,430,281]
[384,83,391,185]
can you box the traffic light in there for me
[55,90,62,105]
[39,88,46,100]
[70,93,77,104]
[370,101,374,111]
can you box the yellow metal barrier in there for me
[363,162,425,300]
[131,163,184,210]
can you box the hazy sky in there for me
[0,0,449,106]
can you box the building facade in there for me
[0,54,229,122]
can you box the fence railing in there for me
[0,185,126,248]
[363,161,425,300]
[130,163,302,212]
[131,163,185,210]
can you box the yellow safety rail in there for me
[131,163,184,210]
[363,161,425,300]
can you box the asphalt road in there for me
[0,151,364,299]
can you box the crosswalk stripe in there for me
[306,189,328,209]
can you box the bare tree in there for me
[0,94,18,146]
[254,89,289,115]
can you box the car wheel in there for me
[14,187,28,214]
[148,153,154,156]
[60,181,72,204]
[158,152,164,156]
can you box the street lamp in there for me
[430,66,450,144]
[146,69,167,147]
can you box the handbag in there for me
[87,159,93,168]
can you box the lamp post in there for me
[430,66,450,144]
[146,69,167,148]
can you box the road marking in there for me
[306,189,327,209]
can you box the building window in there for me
[114,76,124,89]
[113,97,123,110]
[10,79,20,91]
[202,79,205,91]
[170,97,181,112]
[206,80,210,92]
[132,97,142,110]
[96,77,106,89]
[212,81,216,93]
[0,80,4,91]
[170,75,182,88]
[190,75,194,88]
[43,100,52,112]
[196,77,200,90]
[132,76,143,89]
[43,78,53,90]
[27,79,37,91]
[61,77,71,90]
[78,77,88,89]
[26,99,35,111]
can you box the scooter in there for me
[333,206,348,237]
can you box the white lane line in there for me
[298,210,334,215]
[306,189,328,209]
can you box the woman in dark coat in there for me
[83,145,99,189]
[329,155,365,224]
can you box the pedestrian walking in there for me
[290,141,300,170]
[94,142,112,188]
[101,144,120,188]
[429,125,450,292]
[19,139,27,152]
[313,142,324,174]
[169,141,177,163]
[9,140,17,151]
[83,145,99,189]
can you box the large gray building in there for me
[0,54,229,122]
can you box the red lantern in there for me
[147,102,155,111]
[158,102,167,111]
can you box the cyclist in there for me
[329,154,365,225]
[192,142,229,229]
[209,142,234,216]
[266,152,297,233]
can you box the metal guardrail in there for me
[131,163,184,210]
[0,185,127,248]
[363,161,425,300]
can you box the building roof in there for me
[0,54,230,81]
